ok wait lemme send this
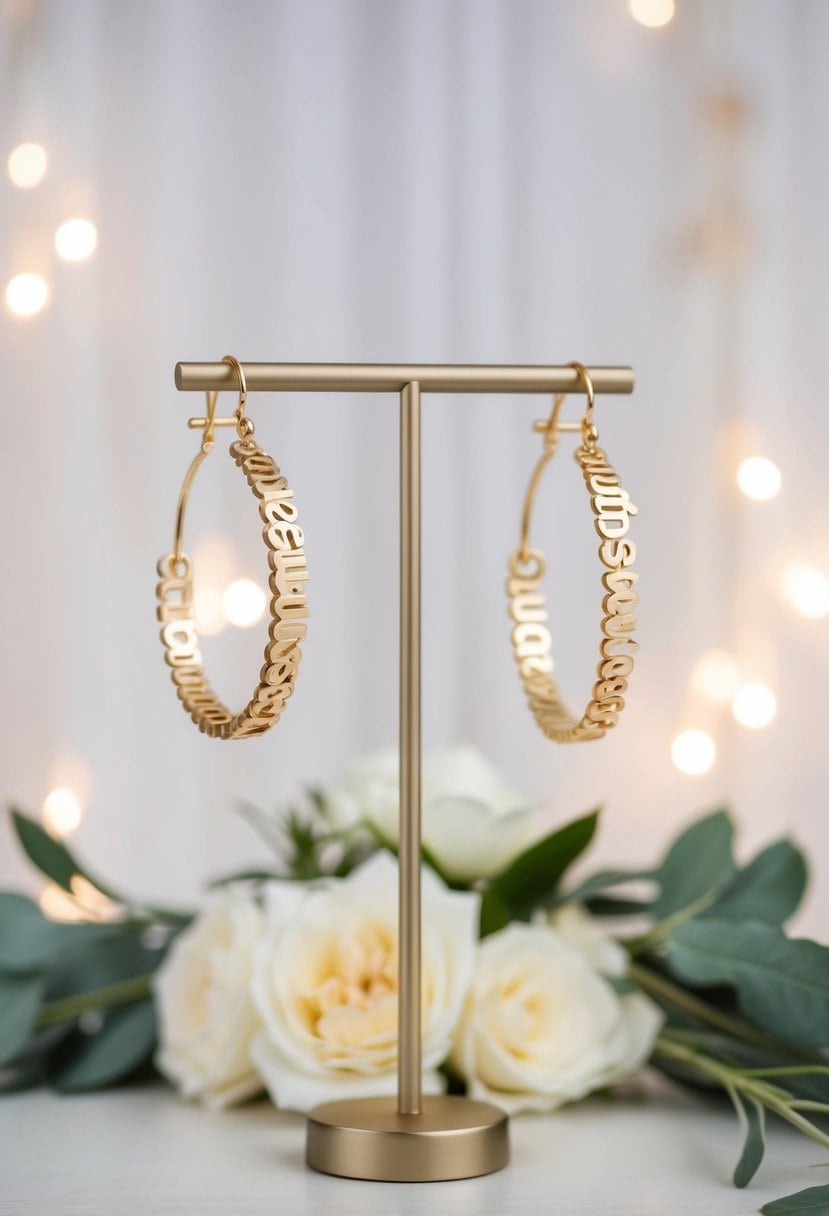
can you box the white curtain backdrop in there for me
[1,0,827,930]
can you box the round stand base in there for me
[305,1094,510,1182]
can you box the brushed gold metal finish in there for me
[507,363,638,743]
[175,361,634,395]
[399,382,422,1116]
[157,359,308,739]
[305,1095,510,1182]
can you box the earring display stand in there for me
[174,361,635,1182]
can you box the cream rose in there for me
[451,920,663,1113]
[250,851,479,1111]
[325,745,538,883]
[153,893,264,1109]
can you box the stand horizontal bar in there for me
[175,362,634,395]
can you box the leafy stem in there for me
[629,961,810,1059]
[653,1036,829,1153]
[624,891,718,955]
[37,974,154,1027]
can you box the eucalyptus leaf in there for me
[9,809,190,924]
[10,810,103,895]
[761,1184,829,1214]
[651,810,735,920]
[732,1092,765,1187]
[560,867,654,905]
[483,811,599,927]
[667,920,829,1049]
[705,840,807,926]
[0,893,120,973]
[0,973,43,1065]
[50,999,156,1092]
[43,929,164,1002]
[0,1022,74,1093]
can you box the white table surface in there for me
[0,1083,822,1215]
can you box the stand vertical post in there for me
[398,381,422,1115]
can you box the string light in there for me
[736,456,781,502]
[7,142,47,188]
[671,729,716,776]
[223,578,266,628]
[690,650,741,706]
[732,682,777,729]
[42,786,83,836]
[5,272,49,318]
[780,563,829,620]
[628,0,675,29]
[55,218,98,262]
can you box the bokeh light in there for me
[7,142,47,188]
[39,883,83,921]
[732,682,777,729]
[780,562,829,620]
[5,272,49,318]
[42,786,82,836]
[690,649,741,706]
[223,578,266,627]
[55,217,98,262]
[736,456,782,502]
[193,583,227,636]
[628,0,675,29]
[671,729,716,776]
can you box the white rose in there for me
[451,921,663,1114]
[325,744,538,882]
[250,851,479,1111]
[547,901,629,977]
[153,893,264,1109]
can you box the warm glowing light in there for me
[38,876,117,922]
[671,729,716,776]
[736,456,781,502]
[193,584,226,636]
[732,682,777,730]
[628,0,675,28]
[42,786,82,836]
[780,563,829,620]
[39,883,83,921]
[691,650,741,706]
[223,578,266,628]
[5,272,49,317]
[7,142,47,188]
[54,217,98,262]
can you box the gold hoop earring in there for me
[506,362,638,743]
[156,355,309,739]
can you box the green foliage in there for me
[650,809,736,920]
[0,893,121,973]
[761,1185,829,1214]
[10,808,189,924]
[50,1001,156,1092]
[0,973,43,1066]
[480,811,599,937]
[666,920,829,1050]
[1,792,827,1216]
[707,841,807,926]
[731,1091,765,1187]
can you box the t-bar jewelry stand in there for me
[174,361,635,1182]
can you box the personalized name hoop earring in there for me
[156,355,309,739]
[506,362,638,742]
